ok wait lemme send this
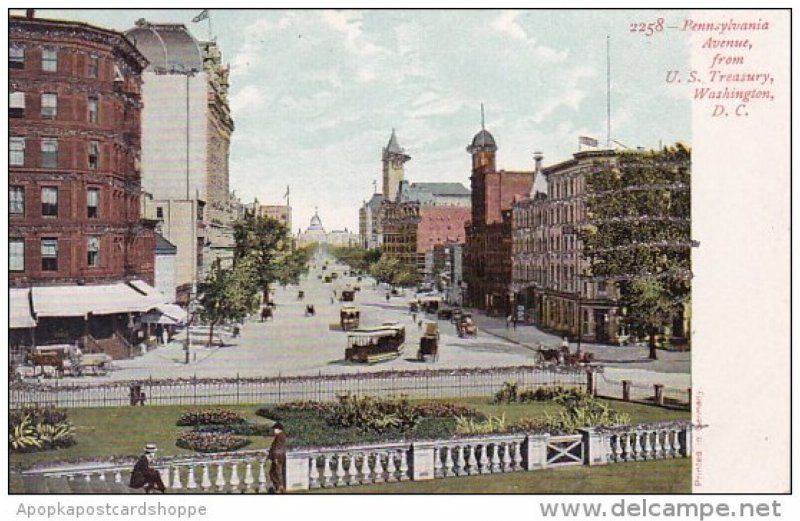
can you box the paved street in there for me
[43,255,689,394]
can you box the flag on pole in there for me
[192,9,209,23]
[284,185,290,200]
[579,136,599,148]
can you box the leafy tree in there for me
[370,256,401,284]
[233,212,307,301]
[580,144,692,359]
[197,260,259,346]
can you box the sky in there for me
[31,8,691,232]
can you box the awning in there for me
[10,288,36,328]
[141,303,188,325]
[128,279,169,306]
[32,282,167,318]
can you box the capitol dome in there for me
[307,211,325,232]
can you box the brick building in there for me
[9,14,162,357]
[463,126,534,314]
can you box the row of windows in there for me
[514,204,581,228]
[10,92,99,122]
[9,137,101,170]
[10,45,99,78]
[9,236,100,272]
[9,186,100,218]
[514,234,579,254]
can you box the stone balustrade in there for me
[22,422,692,493]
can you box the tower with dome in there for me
[297,209,357,247]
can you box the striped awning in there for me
[10,288,36,328]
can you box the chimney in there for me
[530,151,544,198]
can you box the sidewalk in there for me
[465,309,691,375]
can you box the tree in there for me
[370,256,401,284]
[233,212,307,301]
[580,144,692,359]
[196,260,259,346]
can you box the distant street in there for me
[38,254,688,394]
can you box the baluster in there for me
[244,461,255,492]
[443,446,455,477]
[642,431,653,460]
[360,453,372,484]
[347,453,360,485]
[335,455,346,486]
[229,462,241,492]
[634,432,645,461]
[201,464,212,491]
[623,433,633,462]
[612,435,623,462]
[653,430,664,459]
[171,466,183,490]
[490,444,502,473]
[466,445,479,475]
[322,455,334,487]
[114,471,123,484]
[512,441,523,471]
[386,451,398,482]
[433,447,443,478]
[160,468,171,489]
[398,450,409,481]
[455,445,467,476]
[479,445,491,474]
[185,465,198,490]
[373,453,386,483]
[309,457,321,489]
[501,443,512,472]
[215,463,226,492]
[665,430,676,458]
[97,471,107,482]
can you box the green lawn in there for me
[307,458,692,494]
[10,397,689,471]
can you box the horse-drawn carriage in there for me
[535,345,595,366]
[456,314,478,338]
[340,289,355,302]
[260,306,273,321]
[305,304,316,317]
[417,322,440,362]
[27,345,113,377]
[297,290,305,300]
[339,305,360,330]
[345,324,405,364]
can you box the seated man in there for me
[129,444,166,493]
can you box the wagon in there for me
[71,353,113,376]
[456,314,478,338]
[417,322,440,362]
[339,305,360,330]
[345,324,405,364]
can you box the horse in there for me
[28,353,65,378]
[260,307,273,322]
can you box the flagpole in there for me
[606,35,611,149]
[207,10,213,41]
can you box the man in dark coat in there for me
[129,444,166,493]
[268,422,287,494]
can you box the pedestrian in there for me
[129,444,166,493]
[161,327,169,345]
[412,312,417,323]
[506,315,512,328]
[232,324,240,338]
[268,422,287,494]
[561,336,570,353]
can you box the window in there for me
[87,236,100,267]
[41,238,58,271]
[42,48,57,72]
[41,187,58,217]
[88,55,99,78]
[87,188,100,218]
[10,46,24,69]
[10,186,25,215]
[156,207,164,219]
[87,96,98,123]
[10,92,25,118]
[10,238,25,271]
[41,93,57,119]
[88,142,99,169]
[41,139,58,168]
[10,137,25,166]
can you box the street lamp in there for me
[184,280,196,364]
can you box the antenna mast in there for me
[606,35,611,148]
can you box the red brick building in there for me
[463,127,534,314]
[9,15,160,356]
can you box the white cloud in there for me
[321,10,385,58]
[230,84,268,114]
[491,11,527,41]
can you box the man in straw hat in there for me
[267,422,287,493]
[129,443,166,493]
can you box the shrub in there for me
[176,409,246,426]
[518,386,585,403]
[413,402,479,418]
[510,416,550,432]
[196,423,274,437]
[492,381,519,404]
[543,394,630,433]
[176,431,251,453]
[9,406,75,453]
[454,414,507,435]
[256,401,333,421]
[327,394,421,434]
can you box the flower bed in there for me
[176,409,246,426]
[176,431,251,453]
[10,405,75,453]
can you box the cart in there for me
[456,314,478,338]
[345,324,405,364]
[417,322,440,362]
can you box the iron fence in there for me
[10,366,588,409]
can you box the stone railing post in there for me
[578,428,609,466]
[622,380,631,402]
[285,453,310,492]
[524,434,549,470]
[410,443,435,481]
[679,423,693,457]
[654,384,664,406]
